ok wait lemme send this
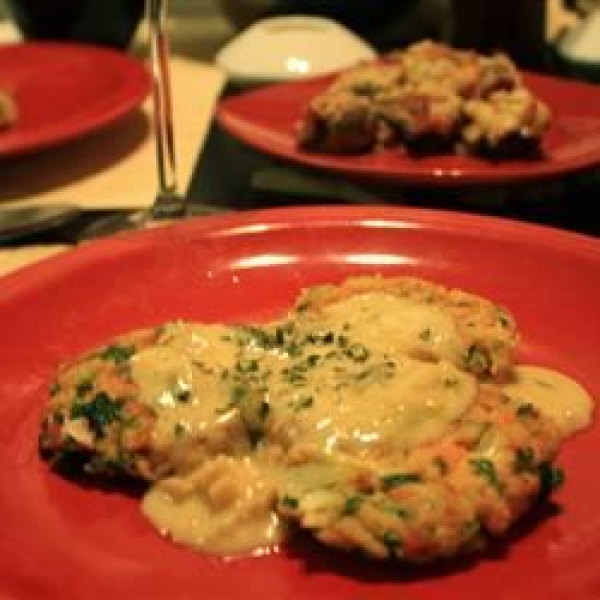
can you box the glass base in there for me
[78,203,228,240]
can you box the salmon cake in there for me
[39,275,592,563]
[298,40,550,157]
[276,385,563,561]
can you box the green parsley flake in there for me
[281,495,299,509]
[470,458,504,494]
[381,472,421,490]
[70,392,122,438]
[342,495,363,516]
[100,344,135,365]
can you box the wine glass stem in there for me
[147,0,184,217]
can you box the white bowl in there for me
[556,6,600,63]
[215,15,376,85]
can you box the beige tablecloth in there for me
[0,244,71,276]
[1,56,226,210]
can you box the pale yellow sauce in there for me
[130,323,250,472]
[502,365,593,438]
[269,357,475,456]
[314,292,465,365]
[132,293,593,556]
[142,456,284,556]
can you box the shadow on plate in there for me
[41,448,147,501]
[283,501,562,583]
[0,110,150,201]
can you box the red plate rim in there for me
[3,206,598,291]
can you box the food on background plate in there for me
[0,90,17,130]
[298,40,551,157]
[39,275,592,563]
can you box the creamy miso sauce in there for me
[131,293,592,557]
[502,365,593,438]
[314,292,465,365]
[142,456,285,556]
[269,357,475,455]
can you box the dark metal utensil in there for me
[0,204,81,242]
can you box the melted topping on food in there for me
[134,294,480,554]
[502,365,593,438]
[130,295,476,461]
[142,456,284,556]
[130,323,248,469]
[313,293,465,363]
[63,289,593,558]
[270,357,475,455]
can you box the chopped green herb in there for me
[342,495,363,516]
[169,380,191,403]
[49,382,61,396]
[382,502,410,520]
[337,334,349,349]
[498,313,511,328]
[239,326,271,349]
[295,301,310,313]
[230,384,248,404]
[293,395,314,412]
[274,327,285,346]
[381,472,421,490]
[76,378,94,397]
[282,366,307,385]
[345,343,370,362]
[470,458,504,494]
[259,400,270,420]
[176,389,191,402]
[354,368,374,381]
[306,354,321,367]
[281,495,299,509]
[516,403,537,418]
[236,358,259,373]
[52,410,65,425]
[461,519,481,539]
[419,328,432,342]
[240,324,296,352]
[382,531,401,556]
[351,82,383,97]
[306,331,335,345]
[465,345,490,373]
[514,447,537,474]
[115,447,134,470]
[192,360,214,376]
[433,456,449,475]
[539,462,564,498]
[100,344,135,364]
[70,392,122,438]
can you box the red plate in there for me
[217,72,600,186]
[0,42,150,158]
[1,206,599,600]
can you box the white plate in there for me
[215,15,376,85]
